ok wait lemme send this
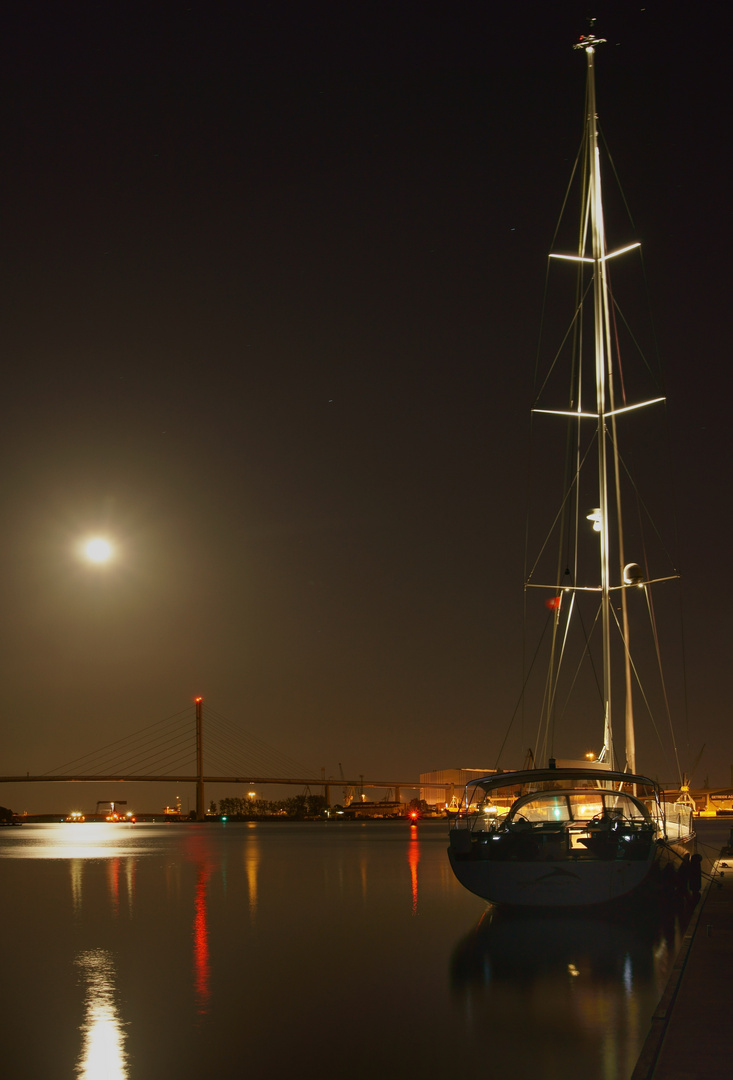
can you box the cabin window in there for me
[568,795,604,820]
[612,796,647,821]
[520,796,570,823]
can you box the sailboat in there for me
[448,31,697,909]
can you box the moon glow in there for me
[84,538,113,563]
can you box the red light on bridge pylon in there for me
[194,696,203,703]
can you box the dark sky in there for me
[1,1,729,813]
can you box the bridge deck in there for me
[0,774,419,787]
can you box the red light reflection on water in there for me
[105,856,136,917]
[193,864,211,1016]
[185,832,215,1020]
[107,857,120,914]
[408,833,420,914]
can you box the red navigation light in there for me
[194,696,202,703]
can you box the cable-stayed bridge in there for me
[0,699,419,817]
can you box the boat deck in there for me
[632,850,733,1078]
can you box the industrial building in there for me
[419,769,498,811]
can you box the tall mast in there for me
[535,32,649,770]
[576,33,615,767]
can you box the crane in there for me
[338,763,354,807]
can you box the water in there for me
[0,818,723,1079]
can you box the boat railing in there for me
[657,802,694,841]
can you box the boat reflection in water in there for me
[74,949,129,1080]
[450,898,696,1078]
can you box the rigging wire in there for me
[551,598,605,737]
[598,123,636,231]
[523,127,587,760]
[636,240,691,763]
[643,585,683,784]
[608,599,681,784]
[524,435,597,585]
[602,113,688,775]
[531,278,594,406]
[495,609,553,770]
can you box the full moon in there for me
[84,538,113,563]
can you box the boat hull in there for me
[448,835,696,909]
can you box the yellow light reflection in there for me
[69,853,136,918]
[20,822,140,861]
[359,849,368,903]
[243,828,260,920]
[70,858,84,914]
[75,949,128,1080]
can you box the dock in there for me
[632,848,733,1078]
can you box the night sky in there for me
[2,1,729,814]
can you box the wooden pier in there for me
[632,837,733,1078]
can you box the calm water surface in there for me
[0,819,722,1079]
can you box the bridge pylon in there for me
[195,696,205,820]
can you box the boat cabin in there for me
[450,769,662,864]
